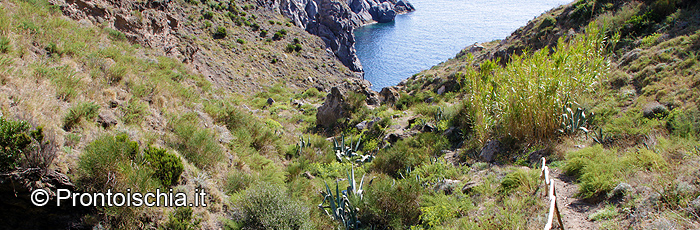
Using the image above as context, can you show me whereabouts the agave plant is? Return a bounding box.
[319,181,360,230]
[332,134,374,164]
[344,166,365,199]
[591,127,610,144]
[559,105,590,135]
[319,166,365,229]
[297,135,311,156]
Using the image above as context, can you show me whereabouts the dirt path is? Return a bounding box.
[549,168,599,230]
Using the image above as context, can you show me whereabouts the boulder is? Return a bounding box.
[437,85,446,95]
[316,87,347,127]
[690,196,700,214]
[479,140,502,163]
[642,102,668,119]
[435,179,461,195]
[379,87,400,105]
[608,182,633,198]
[355,120,368,130]
[462,180,481,194]
[97,110,118,128]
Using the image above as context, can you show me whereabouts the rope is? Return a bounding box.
[540,157,564,230]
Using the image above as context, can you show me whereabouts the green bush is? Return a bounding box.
[499,168,539,195]
[564,145,621,199]
[0,36,10,53]
[372,133,448,177]
[358,176,422,228]
[0,117,31,171]
[144,146,183,187]
[224,170,255,194]
[171,114,224,169]
[161,207,201,230]
[273,29,287,40]
[121,98,149,125]
[202,11,214,20]
[107,64,127,84]
[63,102,99,131]
[286,43,302,52]
[77,133,150,191]
[285,43,296,53]
[214,26,227,38]
[105,27,127,41]
[301,87,321,98]
[259,29,268,37]
[666,107,700,138]
[221,108,279,151]
[236,38,245,44]
[235,183,311,229]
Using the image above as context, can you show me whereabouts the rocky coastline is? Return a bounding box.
[272,0,415,73]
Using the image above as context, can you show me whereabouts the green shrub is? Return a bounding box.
[143,146,183,187]
[372,133,448,177]
[221,108,279,151]
[214,26,227,38]
[224,170,255,194]
[666,107,700,138]
[161,207,201,230]
[0,36,10,53]
[45,42,61,56]
[273,29,287,40]
[0,117,31,171]
[171,114,224,169]
[36,65,81,101]
[259,29,268,37]
[499,168,539,195]
[588,205,618,221]
[63,102,99,130]
[203,11,214,20]
[564,145,621,199]
[105,27,127,41]
[235,183,311,229]
[77,133,154,191]
[358,176,422,228]
[121,98,149,125]
[301,87,321,98]
[107,64,127,84]
[285,43,296,53]
[236,38,245,44]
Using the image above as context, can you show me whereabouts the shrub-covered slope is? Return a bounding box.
[1,0,700,229]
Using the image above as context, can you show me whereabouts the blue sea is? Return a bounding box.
[354,0,573,91]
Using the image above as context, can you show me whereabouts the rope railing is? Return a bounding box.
[540,157,564,230]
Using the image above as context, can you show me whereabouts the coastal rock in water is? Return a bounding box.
[316,87,347,127]
[394,0,415,12]
[369,2,397,23]
[272,0,414,72]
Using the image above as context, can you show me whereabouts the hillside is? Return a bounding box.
[0,0,699,229]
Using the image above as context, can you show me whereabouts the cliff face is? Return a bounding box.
[272,0,415,73]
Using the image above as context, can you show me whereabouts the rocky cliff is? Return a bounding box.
[271,0,414,73]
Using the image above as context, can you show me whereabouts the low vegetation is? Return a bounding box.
[1,0,699,229]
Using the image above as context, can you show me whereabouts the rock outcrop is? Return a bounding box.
[1,168,91,229]
[316,87,347,127]
[273,0,415,72]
